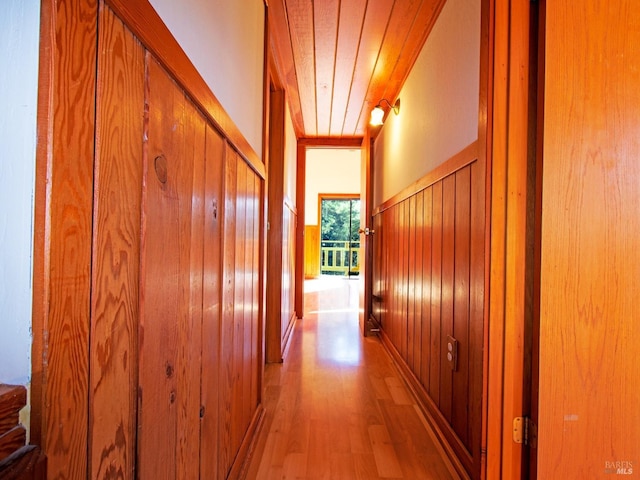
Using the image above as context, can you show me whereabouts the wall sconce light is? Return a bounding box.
[369,98,401,126]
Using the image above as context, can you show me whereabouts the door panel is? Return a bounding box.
[538,1,640,476]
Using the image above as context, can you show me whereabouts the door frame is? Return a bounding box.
[317,193,361,277]
[485,0,540,477]
[294,139,363,320]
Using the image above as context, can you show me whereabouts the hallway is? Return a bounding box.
[246,278,458,479]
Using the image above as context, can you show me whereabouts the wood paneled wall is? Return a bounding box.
[304,225,320,278]
[34,2,266,479]
[281,202,297,345]
[266,87,297,363]
[371,142,484,478]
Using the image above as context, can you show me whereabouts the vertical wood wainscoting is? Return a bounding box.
[97,8,265,479]
[371,142,484,479]
[35,2,266,479]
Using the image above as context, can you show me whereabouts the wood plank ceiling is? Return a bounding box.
[268,0,446,139]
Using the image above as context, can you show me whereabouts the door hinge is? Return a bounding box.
[513,416,537,448]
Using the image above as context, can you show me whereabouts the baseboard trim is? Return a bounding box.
[378,330,472,480]
[231,404,266,480]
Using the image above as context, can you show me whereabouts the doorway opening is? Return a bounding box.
[319,196,360,277]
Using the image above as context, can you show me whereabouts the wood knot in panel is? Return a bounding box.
[154,155,168,184]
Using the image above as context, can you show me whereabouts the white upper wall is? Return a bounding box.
[373,0,480,206]
[284,103,297,203]
[0,0,40,385]
[149,0,265,158]
[305,149,361,225]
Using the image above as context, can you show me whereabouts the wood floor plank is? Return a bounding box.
[245,277,459,479]
[368,424,404,478]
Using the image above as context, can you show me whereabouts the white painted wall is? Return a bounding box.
[149,0,265,158]
[284,103,297,203]
[0,0,41,385]
[373,0,480,206]
[305,149,361,225]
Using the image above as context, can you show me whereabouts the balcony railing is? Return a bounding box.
[320,240,360,275]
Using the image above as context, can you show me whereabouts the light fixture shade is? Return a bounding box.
[370,106,385,126]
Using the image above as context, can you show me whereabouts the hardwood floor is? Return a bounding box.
[244,277,459,479]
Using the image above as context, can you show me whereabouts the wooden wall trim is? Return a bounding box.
[373,141,478,215]
[478,0,492,476]
[294,144,306,317]
[105,0,266,179]
[266,88,286,363]
[229,406,266,480]
[485,0,534,478]
[32,0,98,476]
[31,0,55,448]
[298,137,363,147]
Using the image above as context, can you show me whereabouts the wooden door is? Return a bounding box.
[537,1,640,477]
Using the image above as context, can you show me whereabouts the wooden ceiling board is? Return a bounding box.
[341,0,395,136]
[268,0,305,134]
[269,0,445,139]
[313,0,340,136]
[330,0,367,136]
[287,0,318,135]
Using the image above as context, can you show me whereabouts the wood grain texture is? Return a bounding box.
[342,0,394,136]
[35,2,267,478]
[200,125,225,480]
[0,427,27,461]
[220,152,265,479]
[30,0,55,449]
[40,0,98,477]
[538,1,640,477]
[371,147,483,477]
[359,133,374,336]
[0,386,26,438]
[268,0,305,135]
[90,7,144,478]
[330,0,367,136]
[0,445,47,480]
[220,147,238,479]
[313,0,340,136]
[485,0,534,477]
[269,0,446,137]
[232,157,248,459]
[281,204,297,349]
[138,55,204,479]
[294,143,306,317]
[304,225,321,278]
[452,167,471,449]
[286,0,317,135]
[266,88,286,363]
[177,69,206,480]
[246,277,457,479]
